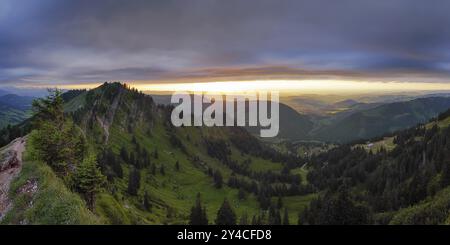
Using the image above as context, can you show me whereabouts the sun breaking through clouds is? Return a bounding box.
[1,0,450,91]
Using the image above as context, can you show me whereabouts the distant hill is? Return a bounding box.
[145,93,315,141]
[0,94,34,129]
[333,99,359,108]
[0,94,34,110]
[313,97,450,142]
[246,102,314,140]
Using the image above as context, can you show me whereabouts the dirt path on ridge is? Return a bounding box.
[0,137,26,220]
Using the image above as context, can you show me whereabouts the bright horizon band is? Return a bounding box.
[12,80,450,94]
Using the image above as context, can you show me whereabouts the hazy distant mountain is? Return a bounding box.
[0,94,35,110]
[0,104,29,129]
[0,94,34,129]
[314,97,450,142]
[333,99,359,108]
[246,102,314,140]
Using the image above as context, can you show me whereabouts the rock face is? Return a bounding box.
[0,137,26,220]
[0,151,19,172]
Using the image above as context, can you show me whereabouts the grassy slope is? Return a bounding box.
[103,113,287,224]
[1,147,101,225]
[2,83,312,225]
[0,104,30,129]
[68,83,313,224]
[353,136,396,153]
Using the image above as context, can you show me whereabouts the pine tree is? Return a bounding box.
[72,154,106,210]
[189,193,208,225]
[283,208,290,225]
[238,188,247,200]
[213,170,223,189]
[120,146,128,162]
[239,212,249,225]
[441,161,450,187]
[216,199,237,225]
[153,148,159,159]
[277,196,283,209]
[275,210,281,225]
[175,161,180,171]
[251,215,257,225]
[129,152,135,165]
[128,167,140,196]
[160,165,165,175]
[31,89,86,175]
[143,191,152,211]
[268,206,276,224]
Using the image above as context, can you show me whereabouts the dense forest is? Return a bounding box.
[300,113,450,224]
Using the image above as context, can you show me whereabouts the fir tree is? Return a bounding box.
[189,193,208,225]
[143,191,152,211]
[277,196,283,209]
[239,212,249,225]
[216,199,236,225]
[283,208,290,225]
[238,188,247,200]
[128,167,140,196]
[213,170,223,189]
[153,148,159,159]
[441,161,450,187]
[72,154,106,210]
[251,215,257,225]
[31,89,86,175]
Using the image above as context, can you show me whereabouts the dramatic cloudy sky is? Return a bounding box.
[1,0,450,90]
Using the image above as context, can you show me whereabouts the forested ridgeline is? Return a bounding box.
[300,112,450,224]
[2,83,311,225]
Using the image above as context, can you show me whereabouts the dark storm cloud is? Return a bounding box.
[1,0,450,86]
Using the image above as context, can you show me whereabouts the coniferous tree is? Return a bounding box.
[128,167,140,196]
[275,210,282,225]
[239,212,249,225]
[175,161,180,171]
[160,165,166,175]
[189,193,208,225]
[283,208,290,225]
[72,154,106,210]
[153,148,159,159]
[31,89,86,175]
[129,152,135,166]
[277,196,283,209]
[441,161,450,187]
[213,170,223,189]
[268,206,276,225]
[120,146,128,162]
[251,215,257,225]
[238,188,247,200]
[216,199,237,225]
[142,191,152,212]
